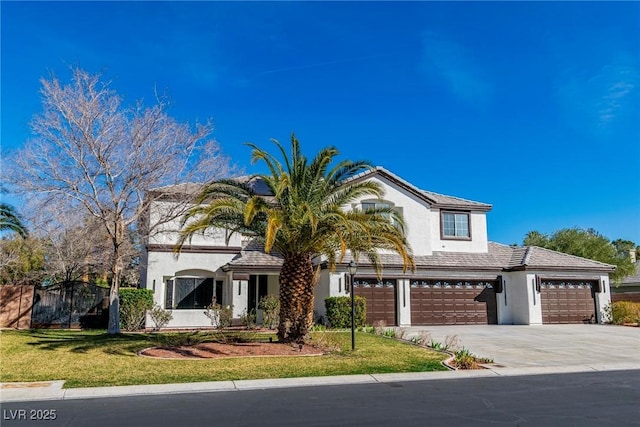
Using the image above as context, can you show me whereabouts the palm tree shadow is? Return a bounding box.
[25,330,152,356]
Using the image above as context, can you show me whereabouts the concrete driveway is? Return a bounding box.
[401,324,640,370]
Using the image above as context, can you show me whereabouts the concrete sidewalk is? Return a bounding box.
[2,362,638,403]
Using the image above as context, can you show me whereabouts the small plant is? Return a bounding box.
[383,328,396,338]
[409,335,422,345]
[204,303,234,329]
[452,347,494,369]
[258,295,280,329]
[443,334,461,352]
[454,348,477,369]
[311,324,326,332]
[149,305,173,331]
[240,308,257,329]
[363,325,375,334]
[429,340,442,350]
[373,320,387,336]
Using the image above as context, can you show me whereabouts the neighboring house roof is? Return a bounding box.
[620,261,640,286]
[344,166,492,211]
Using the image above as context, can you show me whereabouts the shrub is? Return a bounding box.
[604,301,640,325]
[119,288,154,331]
[240,308,257,329]
[324,296,366,329]
[258,295,280,329]
[149,305,173,331]
[453,348,494,370]
[204,303,234,329]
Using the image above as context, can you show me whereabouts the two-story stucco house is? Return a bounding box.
[141,167,614,329]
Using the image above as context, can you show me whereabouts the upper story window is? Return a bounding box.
[361,200,399,225]
[441,212,470,239]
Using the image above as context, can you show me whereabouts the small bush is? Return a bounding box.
[383,328,396,338]
[149,305,173,331]
[324,296,366,329]
[240,308,257,329]
[204,303,234,329]
[604,301,640,325]
[452,347,494,370]
[258,295,280,329]
[119,288,154,331]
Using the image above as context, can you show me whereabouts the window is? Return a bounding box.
[442,212,470,239]
[165,277,214,309]
[362,201,398,225]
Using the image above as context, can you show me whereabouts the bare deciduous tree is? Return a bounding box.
[5,67,236,334]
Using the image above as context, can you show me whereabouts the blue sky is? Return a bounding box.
[2,1,639,246]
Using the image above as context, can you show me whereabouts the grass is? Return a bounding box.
[0,329,447,388]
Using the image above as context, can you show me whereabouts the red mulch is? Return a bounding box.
[140,341,324,359]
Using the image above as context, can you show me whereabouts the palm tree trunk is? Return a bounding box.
[277,253,315,343]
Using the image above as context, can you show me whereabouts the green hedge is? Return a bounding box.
[324,296,366,328]
[119,288,154,331]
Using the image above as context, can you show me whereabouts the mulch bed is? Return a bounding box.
[140,341,324,359]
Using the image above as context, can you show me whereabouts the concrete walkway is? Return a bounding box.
[2,325,638,403]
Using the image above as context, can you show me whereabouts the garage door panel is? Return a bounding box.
[540,280,596,324]
[410,279,497,325]
[354,278,397,326]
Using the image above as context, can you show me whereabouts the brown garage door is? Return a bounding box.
[354,278,397,326]
[410,279,498,325]
[540,280,596,324]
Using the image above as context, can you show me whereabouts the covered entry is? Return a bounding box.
[410,279,498,325]
[540,279,597,324]
[353,278,397,326]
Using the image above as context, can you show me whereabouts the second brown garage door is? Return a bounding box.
[540,279,597,324]
[410,279,498,325]
[353,278,397,326]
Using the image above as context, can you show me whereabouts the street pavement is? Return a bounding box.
[1,324,638,403]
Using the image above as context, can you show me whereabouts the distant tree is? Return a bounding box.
[0,237,46,285]
[4,67,236,334]
[523,228,636,282]
[0,203,28,238]
[29,202,112,285]
[523,231,549,248]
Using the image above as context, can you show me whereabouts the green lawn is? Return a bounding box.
[0,330,447,388]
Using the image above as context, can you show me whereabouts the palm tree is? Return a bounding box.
[0,203,28,238]
[179,134,414,343]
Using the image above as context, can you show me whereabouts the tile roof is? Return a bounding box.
[344,166,492,211]
[620,261,640,285]
[151,167,491,210]
[226,240,284,268]
[328,242,613,272]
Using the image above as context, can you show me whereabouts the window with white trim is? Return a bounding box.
[165,277,214,309]
[442,212,470,239]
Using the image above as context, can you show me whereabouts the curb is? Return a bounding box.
[2,363,638,403]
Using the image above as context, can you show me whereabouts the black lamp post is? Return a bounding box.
[347,260,358,351]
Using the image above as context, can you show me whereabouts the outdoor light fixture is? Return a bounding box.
[347,260,358,351]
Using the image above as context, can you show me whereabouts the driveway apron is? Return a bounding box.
[401,324,640,369]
